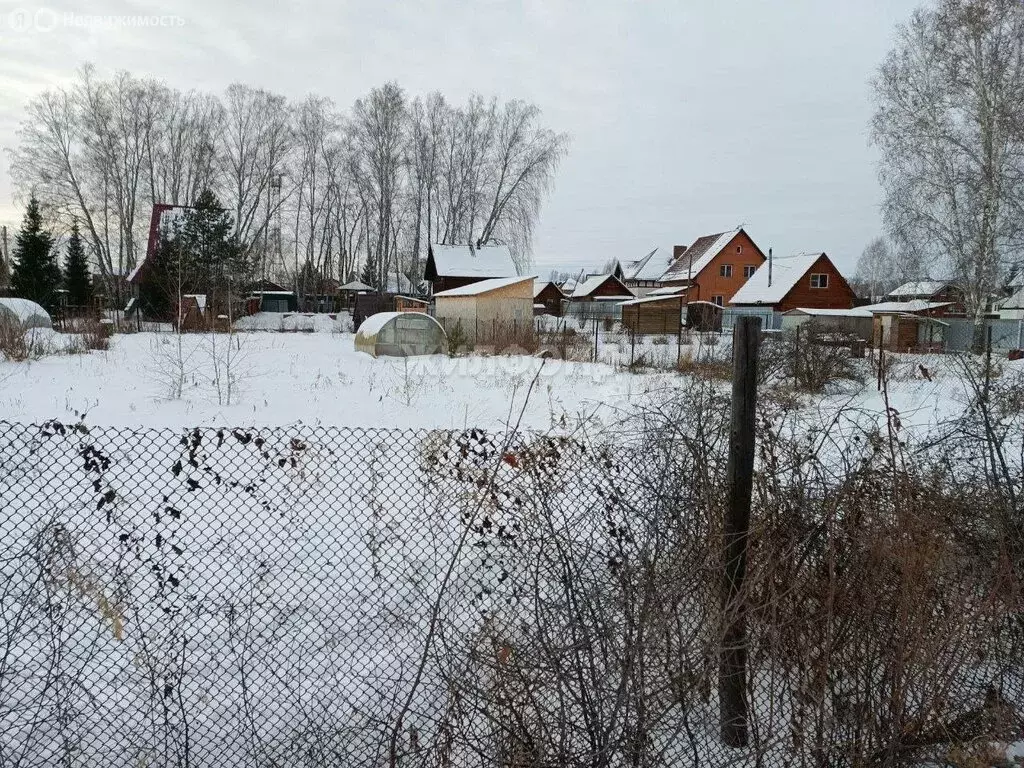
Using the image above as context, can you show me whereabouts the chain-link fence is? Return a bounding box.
[1,411,1021,767]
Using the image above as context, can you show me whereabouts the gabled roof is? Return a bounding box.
[660,227,757,283]
[426,243,518,280]
[434,275,535,297]
[1001,286,1024,310]
[571,273,634,299]
[339,280,374,292]
[887,280,952,299]
[731,252,830,306]
[182,293,207,311]
[533,280,564,299]
[621,248,664,282]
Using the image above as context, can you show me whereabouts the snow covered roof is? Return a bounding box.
[0,298,52,329]
[785,307,873,318]
[660,228,746,282]
[571,274,634,299]
[433,275,535,298]
[620,294,686,307]
[533,280,564,298]
[1002,286,1024,310]
[730,252,827,306]
[646,285,688,297]
[887,280,951,298]
[183,294,207,311]
[427,244,518,279]
[339,280,374,292]
[622,249,664,282]
[860,300,952,314]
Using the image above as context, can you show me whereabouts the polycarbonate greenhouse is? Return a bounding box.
[0,298,52,330]
[354,311,447,358]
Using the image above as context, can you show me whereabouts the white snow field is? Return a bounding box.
[0,327,986,433]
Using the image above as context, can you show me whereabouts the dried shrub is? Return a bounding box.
[784,322,866,392]
[676,349,731,380]
[539,326,590,361]
[0,320,50,361]
[81,319,111,351]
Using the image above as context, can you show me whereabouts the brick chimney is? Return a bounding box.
[672,245,688,262]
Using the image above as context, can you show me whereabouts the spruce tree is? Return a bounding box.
[10,197,61,310]
[360,253,379,292]
[63,222,93,307]
[177,190,246,312]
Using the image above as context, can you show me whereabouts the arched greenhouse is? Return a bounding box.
[354,312,447,358]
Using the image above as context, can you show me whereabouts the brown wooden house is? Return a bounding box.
[424,243,518,294]
[730,252,856,313]
[533,281,565,316]
[659,227,768,306]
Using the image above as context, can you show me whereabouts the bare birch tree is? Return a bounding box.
[9,67,568,299]
[219,84,292,277]
[872,0,1024,336]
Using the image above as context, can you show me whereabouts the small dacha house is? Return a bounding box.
[533,280,565,316]
[433,275,535,345]
[424,243,518,294]
[730,252,856,313]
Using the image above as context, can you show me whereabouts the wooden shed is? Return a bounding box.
[862,301,953,352]
[395,296,429,313]
[176,294,208,331]
[620,294,684,335]
[434,275,535,345]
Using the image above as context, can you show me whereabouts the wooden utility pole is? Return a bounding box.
[719,315,761,748]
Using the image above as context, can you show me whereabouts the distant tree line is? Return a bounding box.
[9,66,569,303]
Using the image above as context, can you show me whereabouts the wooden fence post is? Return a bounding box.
[593,316,599,363]
[719,315,761,748]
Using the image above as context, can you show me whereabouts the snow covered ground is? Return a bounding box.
[0,326,993,433]
[0,329,692,430]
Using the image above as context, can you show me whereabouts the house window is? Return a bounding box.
[736,245,743,254]
[743,265,756,279]
[810,273,829,289]
[720,264,733,278]
[712,295,725,307]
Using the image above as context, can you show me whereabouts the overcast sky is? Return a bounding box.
[0,0,920,275]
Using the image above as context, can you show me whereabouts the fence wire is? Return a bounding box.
[0,417,1021,767]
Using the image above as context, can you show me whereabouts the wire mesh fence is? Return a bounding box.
[0,410,1021,767]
